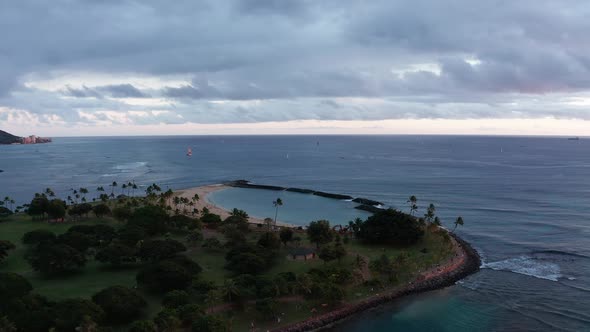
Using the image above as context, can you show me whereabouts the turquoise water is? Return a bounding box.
[207,187,371,226]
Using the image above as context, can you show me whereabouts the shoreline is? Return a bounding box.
[271,233,481,332]
[175,184,294,227]
[177,183,481,332]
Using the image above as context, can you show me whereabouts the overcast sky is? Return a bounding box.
[1,0,590,136]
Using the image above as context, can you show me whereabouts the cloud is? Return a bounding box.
[1,0,590,133]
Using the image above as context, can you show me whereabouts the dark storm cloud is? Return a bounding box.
[1,0,590,125]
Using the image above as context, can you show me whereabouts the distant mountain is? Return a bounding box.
[0,130,22,144]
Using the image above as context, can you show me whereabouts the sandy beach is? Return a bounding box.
[175,184,293,227]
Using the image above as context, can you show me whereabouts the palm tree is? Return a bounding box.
[452,216,464,233]
[79,188,89,202]
[424,203,436,223]
[220,279,240,302]
[111,182,118,196]
[407,195,418,215]
[121,183,127,196]
[132,182,138,196]
[273,198,283,229]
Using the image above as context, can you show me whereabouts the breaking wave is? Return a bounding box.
[482,256,562,281]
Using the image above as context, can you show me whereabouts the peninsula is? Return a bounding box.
[0,181,479,331]
[0,129,52,145]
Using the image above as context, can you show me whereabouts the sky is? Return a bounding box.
[1,0,590,136]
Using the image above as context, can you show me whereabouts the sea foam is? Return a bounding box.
[482,256,562,282]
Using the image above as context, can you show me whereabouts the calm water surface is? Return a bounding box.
[1,135,589,331]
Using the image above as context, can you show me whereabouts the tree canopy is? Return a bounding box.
[92,286,147,323]
[306,220,333,248]
[356,209,424,246]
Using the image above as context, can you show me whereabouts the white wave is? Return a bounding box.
[482,256,562,281]
[113,162,148,171]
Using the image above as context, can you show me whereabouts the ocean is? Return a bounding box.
[0,135,589,331]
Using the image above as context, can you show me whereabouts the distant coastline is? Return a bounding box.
[0,130,52,145]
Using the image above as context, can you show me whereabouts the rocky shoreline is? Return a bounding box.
[225,180,384,212]
[271,233,481,332]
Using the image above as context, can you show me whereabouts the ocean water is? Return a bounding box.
[1,135,589,331]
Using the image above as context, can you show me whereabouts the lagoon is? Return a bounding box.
[207,187,371,226]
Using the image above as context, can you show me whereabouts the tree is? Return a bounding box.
[0,206,13,218]
[46,199,66,220]
[92,286,147,323]
[201,238,223,251]
[95,243,137,266]
[137,256,202,292]
[162,290,190,309]
[225,253,266,275]
[222,224,247,246]
[0,272,32,300]
[407,195,418,215]
[27,196,49,219]
[112,206,133,222]
[186,230,203,247]
[357,209,424,246]
[68,203,93,219]
[138,239,187,262]
[257,232,280,249]
[129,320,157,332]
[318,246,337,264]
[191,315,228,332]
[453,216,464,232]
[201,213,222,225]
[230,208,247,219]
[22,229,55,245]
[306,220,333,248]
[279,228,294,247]
[424,203,436,223]
[433,216,442,226]
[116,225,146,246]
[0,240,16,262]
[255,298,277,320]
[272,198,283,229]
[56,231,92,252]
[27,243,86,275]
[0,316,16,332]
[92,203,111,218]
[220,279,240,302]
[53,299,104,332]
[128,205,169,235]
[3,294,55,332]
[333,235,347,263]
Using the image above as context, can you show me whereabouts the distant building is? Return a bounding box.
[21,135,52,144]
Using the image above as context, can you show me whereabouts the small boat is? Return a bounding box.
[186,147,192,156]
[567,137,580,141]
